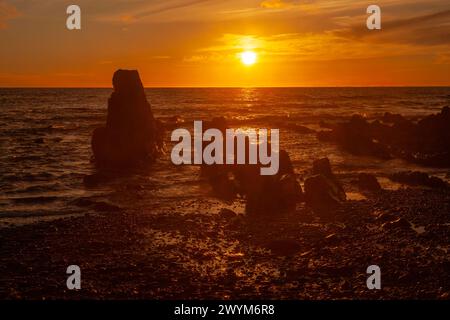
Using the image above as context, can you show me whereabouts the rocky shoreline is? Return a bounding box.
[1,185,449,299]
[1,71,449,300]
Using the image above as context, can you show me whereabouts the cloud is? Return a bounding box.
[0,0,20,29]
[334,9,450,46]
[186,32,396,63]
[260,0,300,9]
[185,22,450,66]
[134,0,211,19]
[96,0,217,23]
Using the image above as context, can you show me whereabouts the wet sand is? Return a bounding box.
[1,187,449,300]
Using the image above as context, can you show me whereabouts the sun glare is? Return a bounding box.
[241,51,257,66]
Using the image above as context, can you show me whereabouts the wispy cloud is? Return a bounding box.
[134,0,211,19]
[0,0,20,29]
[260,0,301,9]
[334,9,450,47]
[95,0,221,23]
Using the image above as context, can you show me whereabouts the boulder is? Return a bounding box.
[318,107,450,167]
[375,212,397,223]
[389,171,448,189]
[382,218,411,231]
[317,116,392,160]
[199,117,302,215]
[305,158,347,210]
[91,69,163,167]
[311,158,346,201]
[313,157,333,177]
[219,208,237,219]
[357,173,382,192]
[245,172,303,216]
[304,174,345,209]
[382,112,407,125]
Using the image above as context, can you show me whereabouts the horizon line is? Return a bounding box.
[1,85,450,89]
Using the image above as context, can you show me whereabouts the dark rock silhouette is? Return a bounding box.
[91,70,163,168]
[236,152,302,216]
[312,157,333,177]
[382,112,406,124]
[317,115,391,160]
[389,171,448,189]
[219,208,237,219]
[304,175,342,209]
[305,158,346,210]
[357,173,382,193]
[200,117,302,215]
[317,107,450,167]
[244,171,302,216]
[382,217,411,232]
[311,158,346,200]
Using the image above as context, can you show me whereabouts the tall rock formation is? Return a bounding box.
[91,70,163,167]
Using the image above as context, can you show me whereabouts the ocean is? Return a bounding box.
[1,87,449,224]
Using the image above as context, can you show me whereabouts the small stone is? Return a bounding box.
[382,217,411,231]
[375,212,397,223]
[219,208,237,219]
[357,173,382,192]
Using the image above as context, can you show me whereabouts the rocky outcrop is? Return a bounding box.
[91,70,163,168]
[304,158,346,210]
[357,173,382,193]
[317,115,391,159]
[200,118,302,215]
[317,107,450,167]
[389,171,449,189]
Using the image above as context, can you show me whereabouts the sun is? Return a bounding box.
[241,51,257,66]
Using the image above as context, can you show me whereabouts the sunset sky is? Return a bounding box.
[0,0,449,87]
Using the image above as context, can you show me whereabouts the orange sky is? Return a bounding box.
[0,0,449,87]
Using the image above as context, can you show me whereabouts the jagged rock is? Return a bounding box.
[382,112,407,125]
[323,233,340,245]
[309,158,346,203]
[289,124,315,134]
[313,158,333,177]
[219,208,237,219]
[208,170,238,201]
[305,158,346,210]
[317,116,391,160]
[91,69,163,168]
[200,117,302,215]
[389,171,448,189]
[357,173,382,192]
[410,152,450,168]
[245,173,302,216]
[375,212,397,223]
[279,174,303,205]
[318,107,450,167]
[244,151,302,215]
[382,217,411,231]
[304,174,344,209]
